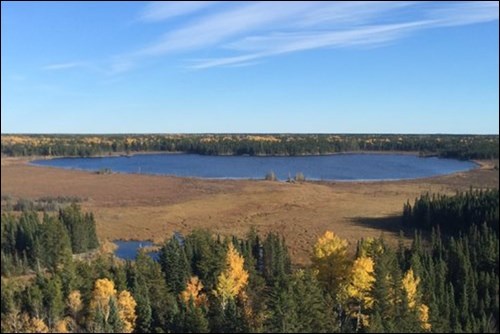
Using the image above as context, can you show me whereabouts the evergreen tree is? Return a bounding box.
[159,235,190,294]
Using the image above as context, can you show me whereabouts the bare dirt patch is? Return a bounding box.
[2,158,497,264]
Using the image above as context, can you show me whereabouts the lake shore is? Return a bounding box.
[27,151,478,183]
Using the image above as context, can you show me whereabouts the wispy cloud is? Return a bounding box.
[136,1,317,56]
[189,1,499,69]
[191,20,432,69]
[42,62,86,71]
[114,1,499,71]
[139,1,220,22]
[427,1,499,27]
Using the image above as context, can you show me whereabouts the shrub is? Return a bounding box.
[295,172,306,182]
[265,170,277,181]
[96,167,112,175]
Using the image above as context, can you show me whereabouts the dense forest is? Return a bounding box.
[1,204,99,276]
[403,189,499,234]
[1,190,499,333]
[2,134,498,160]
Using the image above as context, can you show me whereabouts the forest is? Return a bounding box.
[403,189,499,234]
[1,134,498,160]
[1,189,498,333]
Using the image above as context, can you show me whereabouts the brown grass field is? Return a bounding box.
[1,157,498,264]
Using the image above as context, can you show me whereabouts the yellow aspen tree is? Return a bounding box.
[311,231,350,296]
[90,278,117,322]
[67,290,82,319]
[181,276,207,307]
[117,290,137,333]
[347,256,375,330]
[402,268,432,331]
[215,243,249,308]
[348,256,375,307]
[402,268,420,309]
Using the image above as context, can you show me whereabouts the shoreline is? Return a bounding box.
[4,152,485,185]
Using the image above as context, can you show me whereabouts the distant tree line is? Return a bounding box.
[2,134,498,159]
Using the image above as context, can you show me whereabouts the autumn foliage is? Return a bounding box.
[215,243,249,307]
[180,276,208,307]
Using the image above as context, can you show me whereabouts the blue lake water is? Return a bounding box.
[114,240,158,260]
[32,153,476,181]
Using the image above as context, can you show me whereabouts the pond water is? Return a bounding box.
[32,153,476,181]
[113,240,158,260]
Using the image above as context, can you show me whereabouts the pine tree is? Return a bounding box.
[131,275,152,333]
[291,269,333,333]
[265,281,298,333]
[159,235,190,294]
[108,296,124,333]
[43,276,65,327]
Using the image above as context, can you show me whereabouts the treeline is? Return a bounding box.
[1,208,499,332]
[403,189,499,234]
[1,204,99,276]
[2,134,498,159]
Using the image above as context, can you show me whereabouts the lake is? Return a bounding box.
[114,240,158,260]
[114,233,183,260]
[32,153,476,181]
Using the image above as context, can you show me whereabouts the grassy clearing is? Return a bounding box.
[2,157,497,264]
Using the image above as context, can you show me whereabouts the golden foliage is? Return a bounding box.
[419,304,432,331]
[402,268,420,309]
[67,290,83,316]
[117,290,137,333]
[90,278,117,319]
[311,231,350,294]
[181,276,208,307]
[215,243,249,306]
[88,278,137,332]
[402,268,431,331]
[347,256,375,308]
[313,231,348,259]
[54,318,69,333]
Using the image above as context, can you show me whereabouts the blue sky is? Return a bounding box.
[1,1,499,134]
